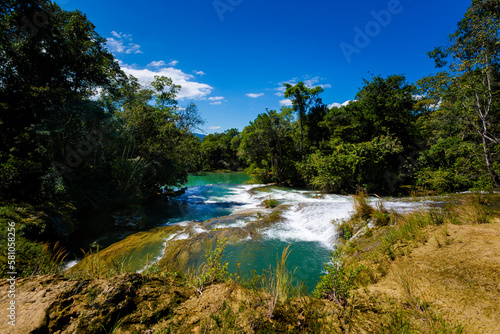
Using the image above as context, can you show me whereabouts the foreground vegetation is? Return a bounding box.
[1,192,499,333]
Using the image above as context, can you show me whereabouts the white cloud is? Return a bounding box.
[106,38,142,54]
[148,60,166,67]
[328,100,356,109]
[208,96,224,101]
[246,93,264,98]
[194,71,205,76]
[208,126,221,130]
[111,31,132,40]
[304,76,332,89]
[273,76,331,97]
[279,99,293,106]
[106,31,142,54]
[120,62,213,100]
[210,101,222,105]
[148,60,179,67]
[274,80,294,97]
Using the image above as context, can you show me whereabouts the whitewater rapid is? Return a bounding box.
[174,184,427,250]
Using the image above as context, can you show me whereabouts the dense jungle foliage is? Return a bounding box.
[1,0,499,211]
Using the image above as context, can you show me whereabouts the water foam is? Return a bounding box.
[262,194,353,249]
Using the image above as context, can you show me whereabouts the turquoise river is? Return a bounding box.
[68,172,426,292]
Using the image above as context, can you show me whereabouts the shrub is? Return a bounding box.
[188,237,229,296]
[263,198,279,208]
[314,249,363,306]
[337,220,354,240]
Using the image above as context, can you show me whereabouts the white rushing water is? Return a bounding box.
[209,185,427,250]
[78,179,428,276]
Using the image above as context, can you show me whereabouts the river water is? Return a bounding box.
[69,172,426,291]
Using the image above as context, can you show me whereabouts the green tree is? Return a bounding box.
[353,75,418,149]
[117,76,202,198]
[429,0,500,187]
[414,73,493,192]
[0,0,124,201]
[201,129,241,171]
[284,82,324,153]
[304,104,329,148]
[239,108,299,184]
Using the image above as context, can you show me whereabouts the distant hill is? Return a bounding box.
[193,133,206,141]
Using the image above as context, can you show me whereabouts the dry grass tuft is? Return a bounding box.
[452,194,491,224]
[353,190,374,219]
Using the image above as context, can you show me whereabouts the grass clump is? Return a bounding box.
[78,246,107,279]
[452,193,491,224]
[352,191,374,219]
[352,191,393,227]
[337,192,392,242]
[263,245,297,319]
[372,201,391,226]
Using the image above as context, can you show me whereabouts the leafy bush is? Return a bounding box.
[263,198,279,208]
[0,205,68,278]
[314,249,363,306]
[188,237,229,296]
[372,211,390,226]
[337,220,354,241]
[299,136,404,193]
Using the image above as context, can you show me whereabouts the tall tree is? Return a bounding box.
[118,76,202,198]
[0,0,124,201]
[284,82,324,153]
[429,0,500,187]
[239,108,298,184]
[201,129,241,171]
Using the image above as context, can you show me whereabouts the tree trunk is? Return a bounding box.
[481,134,500,188]
[299,117,303,154]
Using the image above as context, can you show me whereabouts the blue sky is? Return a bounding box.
[57,0,471,134]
